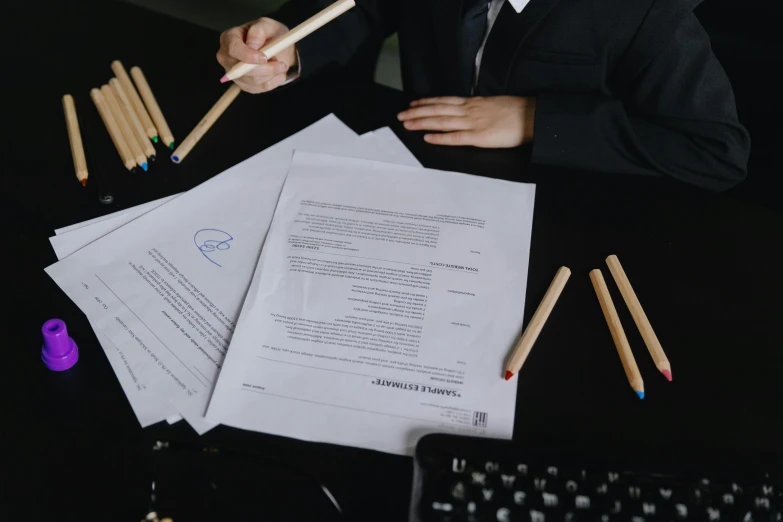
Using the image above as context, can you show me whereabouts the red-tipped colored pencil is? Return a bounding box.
[504,267,571,381]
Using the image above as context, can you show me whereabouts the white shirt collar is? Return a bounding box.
[507,0,531,14]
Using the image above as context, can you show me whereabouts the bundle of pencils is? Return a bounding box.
[504,256,671,400]
[62,61,174,197]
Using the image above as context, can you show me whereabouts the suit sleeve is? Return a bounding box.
[531,13,750,191]
[273,0,400,78]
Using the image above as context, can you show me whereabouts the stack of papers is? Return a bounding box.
[46,115,536,454]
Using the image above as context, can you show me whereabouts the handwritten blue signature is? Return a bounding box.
[194,229,233,268]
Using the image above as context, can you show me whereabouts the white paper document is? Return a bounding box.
[46,116,421,433]
[53,195,179,236]
[51,235,182,427]
[207,152,536,454]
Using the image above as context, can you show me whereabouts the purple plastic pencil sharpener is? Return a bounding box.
[41,319,79,371]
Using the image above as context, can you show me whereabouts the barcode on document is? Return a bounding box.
[472,411,488,428]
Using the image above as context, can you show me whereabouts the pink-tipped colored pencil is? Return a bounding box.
[605,255,672,382]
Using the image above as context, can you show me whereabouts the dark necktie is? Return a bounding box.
[459,0,490,96]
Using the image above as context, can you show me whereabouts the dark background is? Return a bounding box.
[2,1,782,521]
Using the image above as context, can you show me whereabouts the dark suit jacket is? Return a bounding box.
[274,0,750,190]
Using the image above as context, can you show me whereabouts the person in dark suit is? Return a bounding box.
[216,0,750,190]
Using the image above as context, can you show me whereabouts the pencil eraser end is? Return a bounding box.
[220,75,230,83]
[635,390,645,400]
[661,369,673,382]
[504,371,514,381]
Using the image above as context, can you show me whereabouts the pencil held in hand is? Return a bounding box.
[504,266,571,381]
[220,0,356,83]
[605,255,672,381]
[62,95,88,186]
[590,269,645,400]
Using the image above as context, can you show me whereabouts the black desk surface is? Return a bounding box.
[5,1,783,520]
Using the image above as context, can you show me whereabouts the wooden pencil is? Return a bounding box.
[130,66,175,149]
[62,94,88,186]
[170,84,241,164]
[111,60,157,142]
[109,78,156,160]
[589,269,645,399]
[102,85,148,171]
[605,255,672,381]
[504,266,571,380]
[221,0,355,83]
[90,88,136,172]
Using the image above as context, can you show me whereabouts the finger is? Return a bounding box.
[398,104,466,121]
[242,61,288,79]
[410,97,468,107]
[423,131,477,146]
[234,77,264,94]
[246,18,278,51]
[225,31,267,64]
[215,49,238,70]
[261,73,288,91]
[403,116,473,132]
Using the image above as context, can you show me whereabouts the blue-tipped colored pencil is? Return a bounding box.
[590,269,645,400]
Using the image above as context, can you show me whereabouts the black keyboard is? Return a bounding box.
[410,434,781,522]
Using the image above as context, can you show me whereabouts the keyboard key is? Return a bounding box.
[706,506,722,521]
[575,495,591,510]
[675,503,688,519]
[432,501,454,512]
[473,472,487,485]
[496,507,511,522]
[529,509,545,522]
[482,488,495,502]
[756,497,771,511]
[533,478,547,492]
[628,486,642,500]
[451,481,466,501]
[566,480,579,494]
[546,466,559,478]
[514,491,527,506]
[501,474,517,488]
[517,464,529,476]
[485,461,501,474]
[541,492,558,508]
[641,502,657,516]
[453,458,467,473]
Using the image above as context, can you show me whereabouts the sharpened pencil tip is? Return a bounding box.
[504,371,514,381]
[168,142,175,150]
[635,390,645,400]
[80,179,87,187]
[661,369,672,382]
[152,136,159,143]
[220,75,230,83]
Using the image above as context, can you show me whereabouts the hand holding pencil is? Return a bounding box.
[216,17,296,94]
[217,0,355,88]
